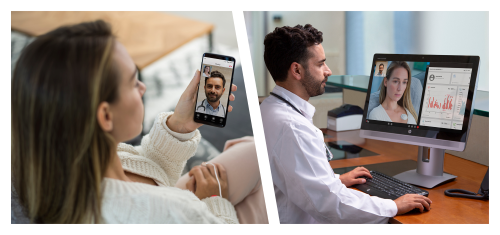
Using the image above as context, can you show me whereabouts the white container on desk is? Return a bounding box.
[327,114,362,132]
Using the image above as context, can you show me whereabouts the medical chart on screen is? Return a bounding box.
[419,67,472,130]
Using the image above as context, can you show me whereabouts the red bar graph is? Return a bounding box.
[428,94,454,110]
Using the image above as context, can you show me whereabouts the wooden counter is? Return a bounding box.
[323,128,488,224]
[11,11,214,70]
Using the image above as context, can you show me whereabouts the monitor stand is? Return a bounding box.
[393,147,456,188]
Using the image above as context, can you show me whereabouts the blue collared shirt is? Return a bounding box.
[197,99,225,117]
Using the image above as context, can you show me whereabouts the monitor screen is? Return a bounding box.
[361,54,480,144]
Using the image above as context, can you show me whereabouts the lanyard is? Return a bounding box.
[270,92,333,161]
[270,92,304,117]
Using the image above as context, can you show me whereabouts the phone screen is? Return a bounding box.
[194,53,235,127]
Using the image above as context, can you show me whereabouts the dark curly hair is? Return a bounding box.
[264,24,323,82]
[206,70,226,87]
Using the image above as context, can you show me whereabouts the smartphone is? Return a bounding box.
[194,53,236,127]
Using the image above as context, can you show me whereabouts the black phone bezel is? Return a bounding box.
[194,53,236,128]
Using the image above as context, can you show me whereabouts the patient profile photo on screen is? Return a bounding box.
[202,65,212,77]
[367,61,423,124]
[196,68,233,118]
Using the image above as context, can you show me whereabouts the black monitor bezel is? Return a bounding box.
[361,54,480,143]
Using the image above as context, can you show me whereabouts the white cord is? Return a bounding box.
[206,163,222,197]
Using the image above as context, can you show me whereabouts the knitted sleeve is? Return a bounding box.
[116,112,239,223]
[201,196,239,224]
[101,179,239,224]
[118,112,201,187]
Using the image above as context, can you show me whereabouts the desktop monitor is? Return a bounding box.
[360,54,480,188]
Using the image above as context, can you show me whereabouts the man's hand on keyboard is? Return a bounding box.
[394,194,433,215]
[339,167,373,187]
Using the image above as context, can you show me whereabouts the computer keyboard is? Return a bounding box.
[354,170,429,200]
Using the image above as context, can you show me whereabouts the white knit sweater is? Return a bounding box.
[101,112,239,224]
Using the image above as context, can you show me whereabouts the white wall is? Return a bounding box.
[414,11,489,91]
[246,11,489,94]
[244,11,266,96]
[362,11,395,75]
[246,11,346,96]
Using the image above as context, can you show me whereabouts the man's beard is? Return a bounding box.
[300,68,327,97]
[206,91,222,103]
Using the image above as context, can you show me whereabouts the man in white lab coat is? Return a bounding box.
[260,24,432,224]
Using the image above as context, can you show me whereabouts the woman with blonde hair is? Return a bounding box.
[368,61,418,124]
[12,20,266,224]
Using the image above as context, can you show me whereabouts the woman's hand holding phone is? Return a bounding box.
[186,163,229,200]
[167,70,237,133]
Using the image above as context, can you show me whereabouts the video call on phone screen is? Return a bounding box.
[195,57,234,125]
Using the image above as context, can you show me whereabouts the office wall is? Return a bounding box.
[413,11,489,91]
[347,11,489,91]
[362,12,395,75]
[347,11,405,76]
[244,11,266,96]
[245,11,346,96]
[447,114,489,166]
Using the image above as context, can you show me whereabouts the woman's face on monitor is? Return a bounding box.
[108,42,147,143]
[204,66,210,73]
[384,67,408,103]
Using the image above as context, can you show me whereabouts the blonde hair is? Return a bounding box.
[12,20,119,223]
[378,61,417,121]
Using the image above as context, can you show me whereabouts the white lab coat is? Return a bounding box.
[260,85,398,224]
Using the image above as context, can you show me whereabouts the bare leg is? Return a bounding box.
[176,140,268,224]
